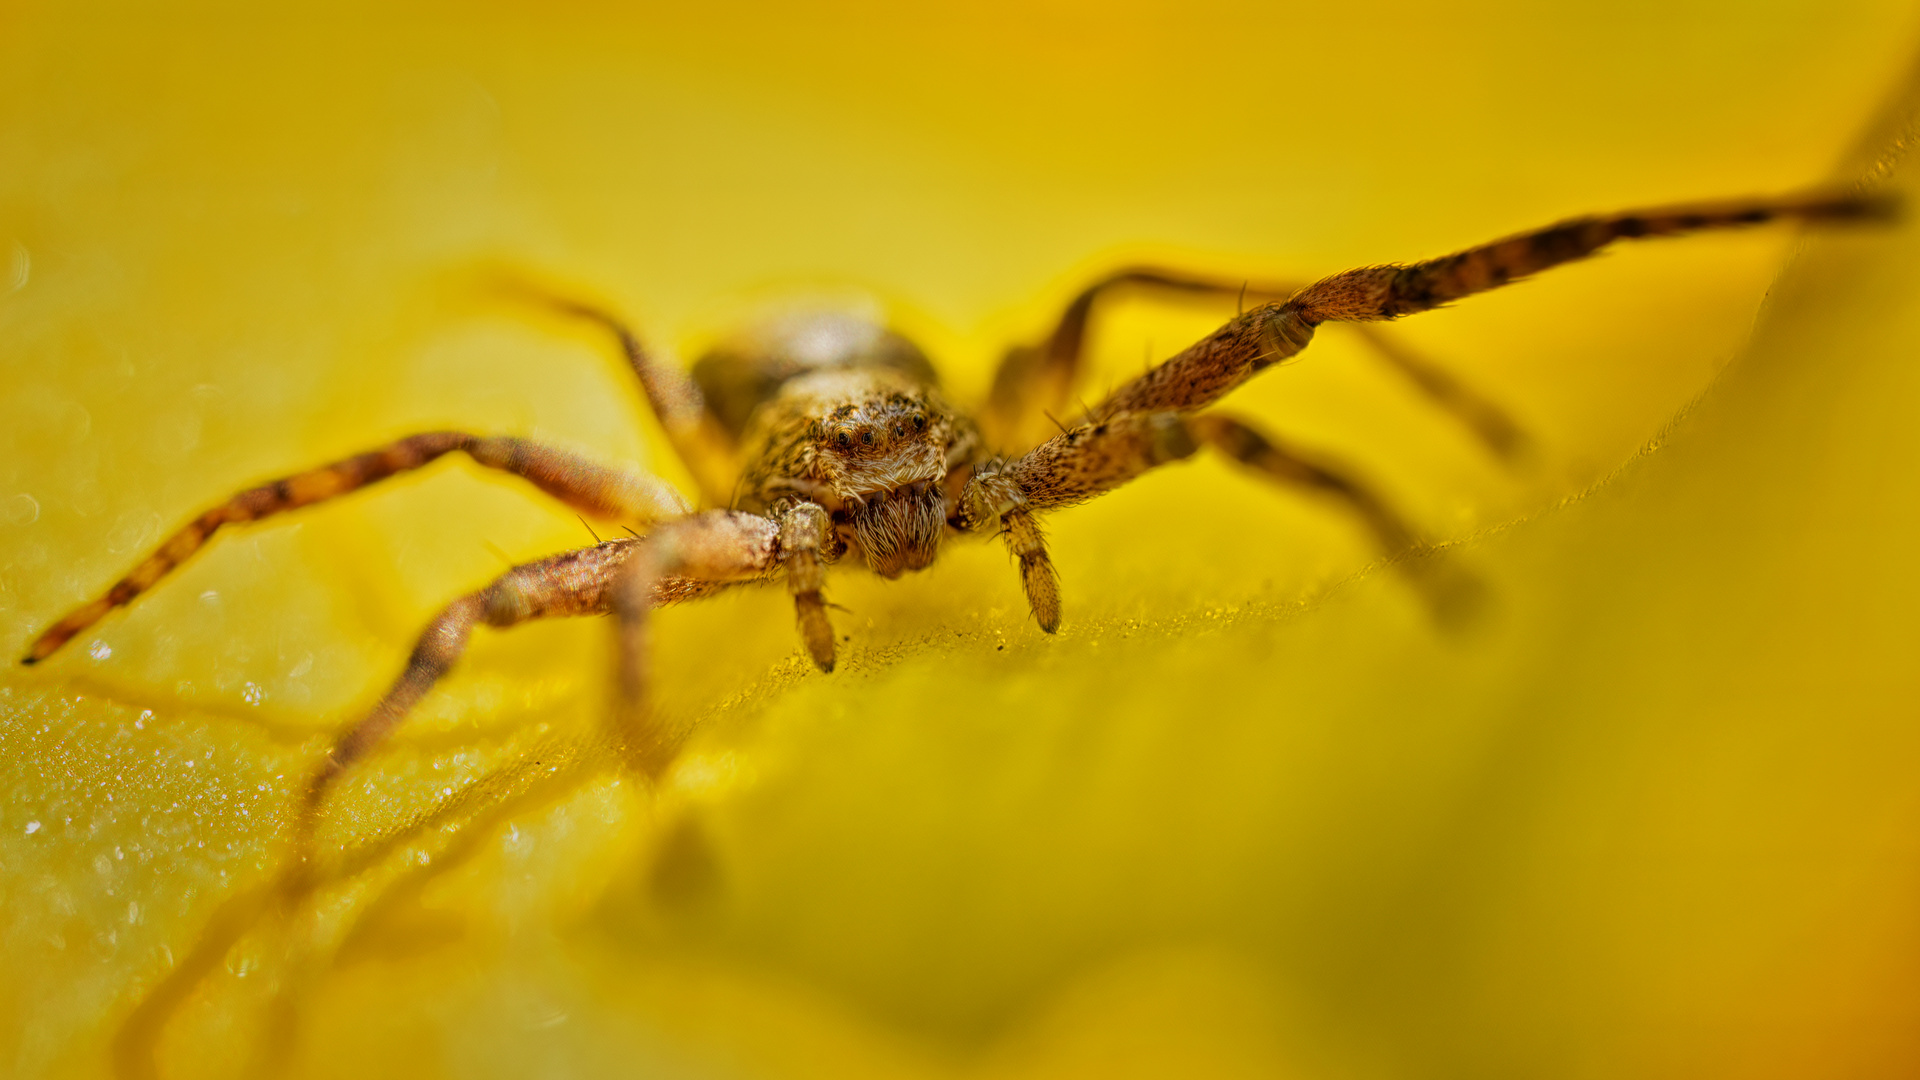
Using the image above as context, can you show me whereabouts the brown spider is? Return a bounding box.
[17,189,1887,843]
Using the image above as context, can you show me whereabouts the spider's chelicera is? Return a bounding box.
[20,190,1889,835]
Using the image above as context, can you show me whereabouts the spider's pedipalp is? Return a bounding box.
[960,408,1468,629]
[20,433,687,665]
[1004,510,1059,633]
[778,501,837,671]
[610,510,786,774]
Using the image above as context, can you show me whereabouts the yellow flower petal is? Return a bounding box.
[5,4,1919,1079]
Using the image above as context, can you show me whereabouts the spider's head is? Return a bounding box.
[813,403,931,460]
[800,380,949,499]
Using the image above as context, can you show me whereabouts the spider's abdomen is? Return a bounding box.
[691,310,939,439]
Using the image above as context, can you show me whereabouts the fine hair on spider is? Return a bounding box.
[21,186,1896,871]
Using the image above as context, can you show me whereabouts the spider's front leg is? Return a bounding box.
[1090,192,1889,421]
[963,188,1892,631]
[294,541,732,852]
[22,432,687,664]
[982,267,1529,462]
[609,504,833,775]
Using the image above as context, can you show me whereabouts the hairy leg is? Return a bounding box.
[295,540,727,841]
[962,410,1435,628]
[982,268,1266,447]
[531,294,741,507]
[983,266,1528,460]
[609,506,837,773]
[778,501,838,671]
[1091,191,1889,420]
[22,432,687,664]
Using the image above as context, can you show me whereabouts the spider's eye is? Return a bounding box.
[859,429,875,445]
[832,431,852,450]
[911,413,927,430]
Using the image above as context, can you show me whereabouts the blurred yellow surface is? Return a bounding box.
[5,2,1920,1078]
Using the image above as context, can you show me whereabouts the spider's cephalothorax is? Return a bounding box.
[699,312,982,579]
[20,188,1890,831]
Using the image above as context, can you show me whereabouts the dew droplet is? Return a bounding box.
[88,640,111,661]
[24,821,41,835]
[2,493,38,526]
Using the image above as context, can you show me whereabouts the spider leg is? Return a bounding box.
[777,501,837,672]
[1090,191,1889,421]
[982,268,1275,448]
[961,409,1477,628]
[1189,413,1482,620]
[21,432,688,664]
[295,540,722,854]
[528,294,739,507]
[609,510,792,775]
[983,265,1531,461]
[1345,323,1528,461]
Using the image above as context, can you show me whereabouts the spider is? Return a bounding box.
[18,188,1886,843]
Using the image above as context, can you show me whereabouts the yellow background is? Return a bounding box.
[4,1,1920,1077]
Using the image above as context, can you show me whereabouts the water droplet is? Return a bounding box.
[7,241,28,293]
[88,640,111,661]
[2,493,38,526]
[24,821,40,835]
[225,946,259,978]
[242,682,264,706]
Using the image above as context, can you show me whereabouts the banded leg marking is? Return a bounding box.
[535,296,740,507]
[23,433,686,664]
[611,511,783,774]
[1091,191,1890,420]
[986,266,1528,461]
[961,411,1433,630]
